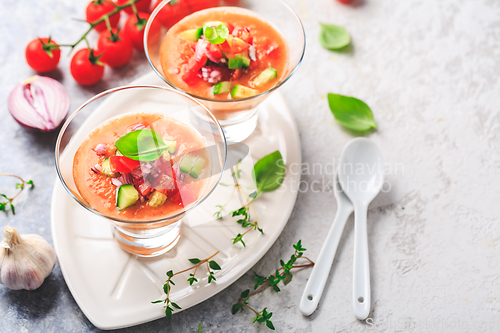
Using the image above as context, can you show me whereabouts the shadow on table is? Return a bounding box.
[4,271,61,319]
[25,129,61,152]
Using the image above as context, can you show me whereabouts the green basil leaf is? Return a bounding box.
[253,151,286,192]
[114,129,168,161]
[327,93,377,132]
[319,23,350,50]
[205,24,229,44]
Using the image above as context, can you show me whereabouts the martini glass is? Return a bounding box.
[55,85,227,257]
[144,0,305,142]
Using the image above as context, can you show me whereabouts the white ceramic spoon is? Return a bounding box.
[338,138,384,320]
[299,176,354,316]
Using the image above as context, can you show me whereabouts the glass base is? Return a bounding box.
[111,220,182,257]
[221,111,259,142]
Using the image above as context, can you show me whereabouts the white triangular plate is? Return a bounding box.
[51,72,301,329]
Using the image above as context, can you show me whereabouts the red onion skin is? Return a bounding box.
[7,76,70,132]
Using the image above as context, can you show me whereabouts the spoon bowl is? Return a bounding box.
[338,138,384,320]
[338,138,384,205]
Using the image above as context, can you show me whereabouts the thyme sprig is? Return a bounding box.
[153,251,222,319]
[0,174,34,215]
[231,240,314,330]
[214,151,285,247]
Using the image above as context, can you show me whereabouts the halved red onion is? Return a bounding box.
[8,76,70,132]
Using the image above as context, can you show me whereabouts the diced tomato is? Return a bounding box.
[207,44,223,60]
[225,22,235,34]
[155,0,191,28]
[181,53,207,84]
[109,156,140,173]
[169,184,197,207]
[232,26,252,44]
[231,69,243,80]
[154,174,176,190]
[134,178,154,197]
[220,40,231,53]
[227,35,250,54]
[185,0,220,12]
[178,184,197,206]
[249,57,259,69]
[266,41,280,57]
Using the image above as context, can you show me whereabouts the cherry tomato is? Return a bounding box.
[184,0,219,12]
[109,156,141,173]
[97,29,134,68]
[86,0,120,32]
[116,0,151,14]
[154,0,191,28]
[123,12,151,51]
[70,48,105,86]
[25,37,61,72]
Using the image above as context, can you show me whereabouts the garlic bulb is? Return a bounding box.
[0,226,57,290]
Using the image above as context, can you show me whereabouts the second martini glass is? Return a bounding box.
[144,0,305,142]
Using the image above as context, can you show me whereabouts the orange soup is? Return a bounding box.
[73,113,209,221]
[160,7,288,100]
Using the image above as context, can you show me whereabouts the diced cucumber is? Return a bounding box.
[228,58,243,69]
[179,28,203,41]
[101,158,119,178]
[203,21,225,34]
[213,81,232,95]
[189,157,206,179]
[117,184,139,210]
[231,85,259,99]
[148,191,168,207]
[179,153,196,173]
[179,153,206,178]
[235,52,250,68]
[164,140,177,155]
[252,67,278,87]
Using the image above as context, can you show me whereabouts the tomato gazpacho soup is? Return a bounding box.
[160,7,288,100]
[73,113,210,221]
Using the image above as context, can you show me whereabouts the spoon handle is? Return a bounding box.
[353,204,370,320]
[299,203,353,316]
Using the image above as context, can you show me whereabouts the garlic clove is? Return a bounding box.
[0,226,57,291]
